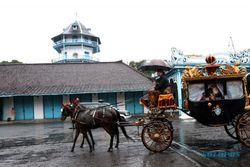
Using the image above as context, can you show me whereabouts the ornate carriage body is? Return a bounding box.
[182,74,247,126]
[139,56,250,152]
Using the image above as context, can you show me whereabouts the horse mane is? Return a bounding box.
[78,104,87,110]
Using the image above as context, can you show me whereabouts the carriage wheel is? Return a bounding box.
[141,121,173,152]
[236,111,250,147]
[224,114,240,140]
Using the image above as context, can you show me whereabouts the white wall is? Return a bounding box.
[92,93,127,110]
[61,46,93,58]
[117,92,125,110]
[3,97,14,120]
[141,91,149,114]
[34,96,43,119]
[92,93,98,102]
[63,95,70,104]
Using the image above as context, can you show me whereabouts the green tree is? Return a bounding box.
[0,60,22,64]
[11,59,22,64]
[128,60,154,77]
[129,60,145,70]
[0,61,9,64]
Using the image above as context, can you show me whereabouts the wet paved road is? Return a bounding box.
[172,119,250,166]
[0,118,250,167]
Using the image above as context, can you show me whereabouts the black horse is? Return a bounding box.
[61,103,133,152]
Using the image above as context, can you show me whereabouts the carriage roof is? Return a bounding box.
[182,63,247,82]
[183,74,246,82]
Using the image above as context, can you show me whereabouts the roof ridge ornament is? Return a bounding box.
[204,55,220,75]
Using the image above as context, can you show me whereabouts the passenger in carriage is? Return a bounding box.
[200,92,206,101]
[199,84,223,101]
[199,84,224,101]
[209,84,224,100]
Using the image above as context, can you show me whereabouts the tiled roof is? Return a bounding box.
[0,61,152,97]
[63,21,94,36]
[51,21,101,44]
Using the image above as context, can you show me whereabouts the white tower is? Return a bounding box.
[51,20,101,63]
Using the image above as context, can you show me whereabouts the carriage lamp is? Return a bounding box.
[214,105,222,116]
[184,100,189,109]
[208,102,212,107]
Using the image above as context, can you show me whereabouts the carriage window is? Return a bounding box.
[188,83,205,101]
[226,81,243,99]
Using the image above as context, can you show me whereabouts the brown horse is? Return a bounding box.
[61,102,95,150]
[61,103,133,152]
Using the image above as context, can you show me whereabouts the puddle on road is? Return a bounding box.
[0,132,73,149]
[43,122,65,129]
[183,139,239,151]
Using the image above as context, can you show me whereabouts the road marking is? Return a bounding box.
[169,146,202,167]
[170,141,222,167]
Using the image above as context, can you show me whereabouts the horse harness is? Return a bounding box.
[72,105,114,126]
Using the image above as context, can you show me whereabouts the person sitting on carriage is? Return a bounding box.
[154,69,170,93]
[140,69,172,108]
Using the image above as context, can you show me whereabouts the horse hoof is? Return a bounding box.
[71,150,74,152]
[115,145,119,148]
[80,146,83,148]
[107,148,113,152]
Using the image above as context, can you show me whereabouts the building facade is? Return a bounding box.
[0,62,152,121]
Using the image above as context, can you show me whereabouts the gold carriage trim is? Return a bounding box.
[140,91,177,110]
[182,63,247,81]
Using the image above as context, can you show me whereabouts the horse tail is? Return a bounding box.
[119,124,134,141]
[113,109,134,141]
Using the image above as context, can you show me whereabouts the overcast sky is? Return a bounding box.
[0,0,250,63]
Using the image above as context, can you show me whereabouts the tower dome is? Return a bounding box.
[51,20,101,63]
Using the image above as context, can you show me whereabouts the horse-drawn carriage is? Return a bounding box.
[61,56,250,153]
[139,56,250,152]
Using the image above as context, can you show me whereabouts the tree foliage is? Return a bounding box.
[0,60,23,64]
[128,60,145,70]
[128,60,154,77]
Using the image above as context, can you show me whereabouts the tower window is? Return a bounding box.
[84,51,90,59]
[73,53,78,59]
[72,35,78,42]
[73,25,78,30]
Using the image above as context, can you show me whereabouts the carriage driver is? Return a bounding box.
[153,69,170,93]
[140,69,172,108]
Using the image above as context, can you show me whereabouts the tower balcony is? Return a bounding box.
[52,54,99,63]
[53,39,100,53]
